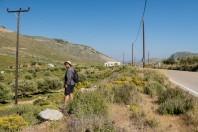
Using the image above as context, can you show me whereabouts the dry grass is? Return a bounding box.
[136,93,191,132]
[109,104,133,131]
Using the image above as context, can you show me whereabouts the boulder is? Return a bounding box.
[39,109,63,121]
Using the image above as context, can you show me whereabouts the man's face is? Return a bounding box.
[65,63,70,69]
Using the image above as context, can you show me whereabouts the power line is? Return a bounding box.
[133,0,148,45]
[1,0,83,43]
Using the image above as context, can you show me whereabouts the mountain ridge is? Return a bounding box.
[170,51,198,58]
[0,26,115,67]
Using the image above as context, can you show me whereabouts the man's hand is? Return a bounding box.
[64,84,68,88]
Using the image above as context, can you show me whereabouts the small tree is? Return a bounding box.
[163,58,175,65]
[0,75,4,81]
[44,77,62,91]
[37,77,62,93]
[0,83,12,102]
[12,80,38,97]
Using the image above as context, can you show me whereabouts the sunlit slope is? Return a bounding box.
[0,26,115,67]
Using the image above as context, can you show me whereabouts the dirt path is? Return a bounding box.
[2,96,47,109]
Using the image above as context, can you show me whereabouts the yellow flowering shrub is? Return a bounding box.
[0,115,28,131]
[113,77,128,85]
[130,76,145,86]
[76,81,91,89]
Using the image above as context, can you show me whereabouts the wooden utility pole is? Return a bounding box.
[7,7,30,105]
[142,19,145,68]
[123,52,125,64]
[132,43,134,66]
[148,51,149,65]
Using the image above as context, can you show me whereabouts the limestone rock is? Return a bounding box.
[39,109,63,121]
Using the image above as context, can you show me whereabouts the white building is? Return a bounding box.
[48,63,55,68]
[0,71,5,74]
[104,61,121,67]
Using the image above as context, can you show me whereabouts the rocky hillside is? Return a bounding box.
[0,26,115,67]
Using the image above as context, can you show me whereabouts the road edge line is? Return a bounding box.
[170,79,198,96]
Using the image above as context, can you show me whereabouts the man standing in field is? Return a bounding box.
[64,61,75,107]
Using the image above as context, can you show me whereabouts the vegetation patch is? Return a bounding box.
[145,117,160,128]
[162,56,198,71]
[112,82,141,105]
[158,88,194,115]
[67,116,114,132]
[67,90,108,117]
[0,104,43,125]
[130,105,145,119]
[0,83,12,103]
[144,82,166,97]
[186,106,198,127]
[0,115,28,131]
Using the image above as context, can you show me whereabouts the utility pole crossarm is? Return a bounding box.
[7,7,30,13]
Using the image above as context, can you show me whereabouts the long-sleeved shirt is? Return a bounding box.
[64,67,75,86]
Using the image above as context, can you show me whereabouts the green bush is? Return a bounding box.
[112,82,141,105]
[67,91,108,117]
[0,104,43,125]
[25,74,32,80]
[28,68,35,73]
[162,56,198,72]
[0,75,4,81]
[12,80,38,97]
[158,98,194,115]
[144,69,167,84]
[36,78,48,92]
[3,73,14,85]
[158,87,194,115]
[0,83,12,103]
[44,71,51,76]
[144,82,166,97]
[159,98,184,114]
[35,68,40,72]
[78,73,87,83]
[158,87,186,104]
[31,61,37,66]
[98,85,114,103]
[37,77,63,93]
[44,77,63,91]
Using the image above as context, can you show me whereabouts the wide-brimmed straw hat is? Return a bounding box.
[64,61,72,66]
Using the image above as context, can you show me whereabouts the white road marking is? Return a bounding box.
[170,79,198,96]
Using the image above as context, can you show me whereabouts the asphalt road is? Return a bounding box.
[161,70,198,97]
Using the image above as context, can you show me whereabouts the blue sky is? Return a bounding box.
[0,0,198,61]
